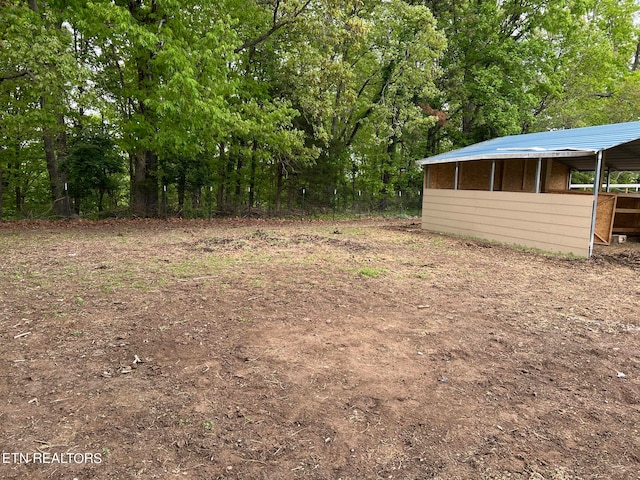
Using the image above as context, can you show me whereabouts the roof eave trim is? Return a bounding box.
[415,149,598,166]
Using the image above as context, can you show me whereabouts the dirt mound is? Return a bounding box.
[592,249,640,269]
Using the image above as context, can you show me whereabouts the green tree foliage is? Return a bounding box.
[530,0,640,129]
[274,0,445,207]
[607,71,640,123]
[1,0,83,216]
[63,130,124,214]
[421,0,549,149]
[1,0,639,218]
[422,0,640,153]
[78,0,238,217]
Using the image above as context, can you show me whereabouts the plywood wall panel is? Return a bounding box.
[428,164,456,189]
[501,160,528,192]
[459,160,492,190]
[544,160,570,192]
[593,194,616,245]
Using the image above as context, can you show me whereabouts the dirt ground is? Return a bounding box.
[1,217,639,480]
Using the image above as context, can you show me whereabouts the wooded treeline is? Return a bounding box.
[1,0,639,218]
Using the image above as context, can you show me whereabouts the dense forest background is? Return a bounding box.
[1,0,640,218]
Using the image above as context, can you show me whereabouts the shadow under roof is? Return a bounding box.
[416,121,640,171]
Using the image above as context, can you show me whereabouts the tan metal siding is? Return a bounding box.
[422,189,594,256]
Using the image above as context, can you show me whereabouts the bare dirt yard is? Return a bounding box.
[1,217,639,480]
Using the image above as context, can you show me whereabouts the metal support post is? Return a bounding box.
[588,151,603,257]
[535,158,542,193]
[454,162,459,190]
[489,160,496,192]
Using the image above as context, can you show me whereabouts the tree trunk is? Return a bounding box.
[131,150,159,217]
[462,100,475,136]
[43,130,68,217]
[217,143,227,210]
[0,165,4,218]
[248,141,257,208]
[382,134,398,189]
[275,162,285,212]
[125,0,163,218]
[177,171,186,213]
[15,185,22,216]
[10,160,24,217]
[287,176,296,210]
[225,150,234,207]
[73,192,81,215]
[29,0,67,218]
[190,188,200,213]
[98,189,105,212]
[235,155,244,207]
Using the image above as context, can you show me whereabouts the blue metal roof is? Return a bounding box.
[417,121,640,171]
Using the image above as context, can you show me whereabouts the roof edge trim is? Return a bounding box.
[415,149,598,166]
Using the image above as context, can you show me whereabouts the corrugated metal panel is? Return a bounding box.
[417,121,640,170]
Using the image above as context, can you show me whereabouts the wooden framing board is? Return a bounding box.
[612,194,640,234]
